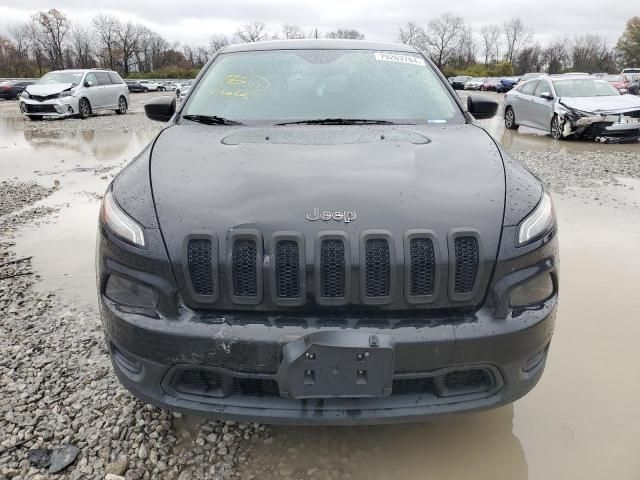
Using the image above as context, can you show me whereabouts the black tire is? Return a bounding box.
[504,106,519,130]
[115,96,128,115]
[143,88,149,93]
[78,98,91,119]
[550,114,565,140]
[176,90,180,97]
[158,87,165,92]
[29,115,43,121]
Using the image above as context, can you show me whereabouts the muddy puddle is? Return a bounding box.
[2,116,640,479]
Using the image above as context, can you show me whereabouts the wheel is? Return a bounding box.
[504,106,519,130]
[550,115,565,140]
[158,87,165,92]
[143,88,149,93]
[115,96,128,115]
[78,98,91,119]
[29,115,43,121]
[176,90,180,97]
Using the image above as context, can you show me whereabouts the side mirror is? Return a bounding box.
[467,95,498,120]
[85,80,94,87]
[540,92,554,100]
[145,96,176,122]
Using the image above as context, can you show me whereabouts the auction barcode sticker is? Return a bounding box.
[374,52,426,66]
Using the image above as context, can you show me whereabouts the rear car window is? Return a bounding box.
[184,49,463,124]
[96,72,112,86]
[108,72,123,84]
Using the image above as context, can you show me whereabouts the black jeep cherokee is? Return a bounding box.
[97,40,558,424]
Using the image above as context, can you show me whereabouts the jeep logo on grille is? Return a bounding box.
[306,208,357,223]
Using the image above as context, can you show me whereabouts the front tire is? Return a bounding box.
[176,90,181,98]
[143,88,149,93]
[115,96,128,115]
[158,87,165,92]
[550,115,566,140]
[504,106,519,130]
[78,98,91,119]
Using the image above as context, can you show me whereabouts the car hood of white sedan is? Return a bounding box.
[25,83,74,96]
[560,95,640,114]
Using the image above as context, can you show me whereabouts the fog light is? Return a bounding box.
[510,273,554,308]
[105,274,157,309]
[67,105,74,113]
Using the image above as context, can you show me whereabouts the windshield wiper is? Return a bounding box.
[276,118,397,126]
[182,114,243,126]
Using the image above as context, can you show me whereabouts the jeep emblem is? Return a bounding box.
[306,208,357,223]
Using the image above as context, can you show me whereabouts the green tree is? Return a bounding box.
[616,17,640,67]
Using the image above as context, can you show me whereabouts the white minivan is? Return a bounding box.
[20,69,130,120]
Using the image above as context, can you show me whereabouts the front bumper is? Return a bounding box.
[101,293,556,425]
[20,97,79,117]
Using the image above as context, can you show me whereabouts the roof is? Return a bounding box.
[222,39,419,54]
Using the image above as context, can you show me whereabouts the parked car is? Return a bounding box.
[0,80,35,100]
[621,68,640,76]
[628,75,640,95]
[161,81,178,91]
[126,80,149,93]
[601,74,629,94]
[481,78,501,91]
[20,69,129,120]
[450,75,471,90]
[495,77,519,93]
[175,80,193,98]
[98,39,558,424]
[139,80,165,92]
[464,77,486,90]
[504,74,640,143]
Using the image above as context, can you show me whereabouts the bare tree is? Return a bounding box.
[209,34,229,54]
[480,24,501,65]
[455,26,477,68]
[542,38,569,74]
[31,9,70,69]
[92,14,121,70]
[70,22,94,68]
[235,21,269,43]
[7,23,32,76]
[325,29,365,40]
[281,24,306,39]
[514,44,543,74]
[425,13,464,68]
[397,22,427,51]
[117,21,144,75]
[503,17,531,64]
[571,35,612,72]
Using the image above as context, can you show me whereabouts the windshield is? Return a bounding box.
[553,79,620,97]
[521,73,541,81]
[184,50,462,124]
[37,71,84,86]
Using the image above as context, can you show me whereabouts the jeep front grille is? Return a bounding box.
[320,239,346,298]
[453,236,479,294]
[364,238,390,297]
[275,240,301,299]
[187,239,215,296]
[409,237,435,296]
[232,239,258,297]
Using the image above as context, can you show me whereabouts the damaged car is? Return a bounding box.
[98,40,559,424]
[505,74,640,143]
[20,69,129,120]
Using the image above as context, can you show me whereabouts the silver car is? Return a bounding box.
[504,74,640,143]
[20,69,129,121]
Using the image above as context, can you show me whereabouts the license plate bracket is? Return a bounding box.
[277,331,394,399]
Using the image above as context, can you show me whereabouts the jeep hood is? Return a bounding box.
[26,83,74,96]
[150,123,506,310]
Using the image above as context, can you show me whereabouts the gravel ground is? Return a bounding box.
[0,182,270,480]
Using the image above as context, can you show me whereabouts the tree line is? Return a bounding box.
[0,9,638,79]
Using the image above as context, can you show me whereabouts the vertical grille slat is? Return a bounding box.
[365,238,390,298]
[454,237,479,294]
[187,239,215,296]
[232,239,258,297]
[409,238,436,296]
[320,239,346,298]
[275,240,301,299]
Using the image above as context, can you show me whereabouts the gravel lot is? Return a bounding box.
[0,91,639,479]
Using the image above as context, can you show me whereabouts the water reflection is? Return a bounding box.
[241,406,527,480]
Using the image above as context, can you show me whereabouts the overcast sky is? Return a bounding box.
[0,0,635,47]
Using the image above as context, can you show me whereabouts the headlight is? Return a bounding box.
[517,191,555,246]
[21,91,30,99]
[58,90,74,98]
[100,189,146,247]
